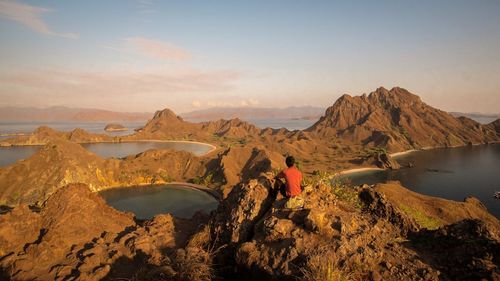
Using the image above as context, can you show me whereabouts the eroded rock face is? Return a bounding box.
[233,183,437,280]
[210,177,276,244]
[411,219,500,280]
[0,184,135,280]
[359,186,419,234]
[0,183,212,281]
[374,152,401,169]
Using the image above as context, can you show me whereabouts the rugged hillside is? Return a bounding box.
[0,139,207,205]
[0,184,204,281]
[132,108,263,141]
[484,118,500,136]
[307,87,499,152]
[0,139,289,206]
[210,175,499,280]
[1,179,498,280]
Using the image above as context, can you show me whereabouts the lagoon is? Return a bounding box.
[0,141,213,167]
[99,184,218,219]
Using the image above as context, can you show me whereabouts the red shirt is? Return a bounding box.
[277,166,302,197]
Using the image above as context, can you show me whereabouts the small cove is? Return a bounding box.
[99,184,219,219]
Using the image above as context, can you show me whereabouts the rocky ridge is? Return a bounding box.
[307,87,498,152]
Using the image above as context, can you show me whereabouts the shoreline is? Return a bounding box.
[337,167,383,176]
[0,139,217,156]
[389,149,418,157]
[340,141,500,177]
[97,181,221,201]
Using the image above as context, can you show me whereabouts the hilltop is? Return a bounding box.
[307,87,498,152]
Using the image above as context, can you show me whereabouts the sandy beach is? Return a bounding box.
[337,167,384,176]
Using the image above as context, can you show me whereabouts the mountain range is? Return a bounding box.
[180,106,325,121]
[0,106,152,122]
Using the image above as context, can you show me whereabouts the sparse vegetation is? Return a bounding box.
[303,171,361,209]
[400,204,441,230]
[363,147,388,158]
[300,247,353,281]
[192,172,214,186]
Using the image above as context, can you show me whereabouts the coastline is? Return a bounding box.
[337,167,383,176]
[0,138,217,156]
[96,181,222,201]
[389,149,417,157]
[340,141,500,177]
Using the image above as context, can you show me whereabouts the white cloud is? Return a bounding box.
[191,100,201,108]
[202,99,261,108]
[0,0,77,39]
[0,67,240,111]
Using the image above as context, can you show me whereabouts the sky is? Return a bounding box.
[0,0,499,114]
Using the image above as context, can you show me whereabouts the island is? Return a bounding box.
[104,123,128,132]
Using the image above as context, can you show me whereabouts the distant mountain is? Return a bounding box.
[0,106,152,122]
[180,106,325,121]
[307,87,499,152]
[449,112,500,124]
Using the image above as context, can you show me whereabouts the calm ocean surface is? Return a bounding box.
[343,144,500,218]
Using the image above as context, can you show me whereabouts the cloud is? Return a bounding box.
[202,99,261,108]
[0,0,77,39]
[191,100,202,108]
[0,67,240,111]
[136,0,155,15]
[125,37,191,61]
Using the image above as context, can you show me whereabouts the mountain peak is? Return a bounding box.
[152,108,183,122]
[307,87,497,151]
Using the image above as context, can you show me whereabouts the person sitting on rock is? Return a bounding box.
[275,156,304,208]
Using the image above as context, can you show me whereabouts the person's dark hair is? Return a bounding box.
[285,156,295,168]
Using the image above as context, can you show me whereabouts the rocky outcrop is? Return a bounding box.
[207,146,284,197]
[210,176,276,244]
[410,219,500,280]
[374,152,401,169]
[0,184,135,281]
[0,184,207,281]
[208,177,499,280]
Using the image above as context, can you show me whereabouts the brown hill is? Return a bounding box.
[484,118,500,136]
[0,138,288,206]
[131,108,262,140]
[307,87,498,152]
[0,126,114,146]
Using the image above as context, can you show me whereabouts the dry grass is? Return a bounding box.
[300,247,353,281]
